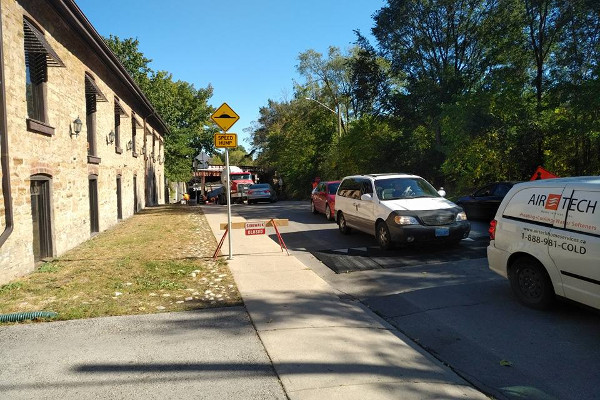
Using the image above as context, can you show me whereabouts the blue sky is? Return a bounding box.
[75,0,386,148]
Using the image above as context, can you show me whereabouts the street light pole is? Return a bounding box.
[305,97,343,137]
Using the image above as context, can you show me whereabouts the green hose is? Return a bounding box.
[0,311,58,323]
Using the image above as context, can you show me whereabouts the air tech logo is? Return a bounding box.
[528,193,597,214]
[545,194,561,210]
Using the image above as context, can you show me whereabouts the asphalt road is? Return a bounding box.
[233,200,600,400]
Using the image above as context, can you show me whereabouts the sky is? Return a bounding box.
[75,0,386,148]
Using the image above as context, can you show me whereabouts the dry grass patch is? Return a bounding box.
[0,205,241,322]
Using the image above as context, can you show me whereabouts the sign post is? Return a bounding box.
[211,103,240,260]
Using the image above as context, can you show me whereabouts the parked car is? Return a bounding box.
[311,180,340,221]
[247,183,277,204]
[456,182,518,221]
[335,173,470,249]
[488,177,600,310]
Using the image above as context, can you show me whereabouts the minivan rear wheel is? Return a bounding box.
[376,221,392,250]
[509,257,555,310]
[338,212,351,234]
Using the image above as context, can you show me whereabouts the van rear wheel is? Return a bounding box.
[338,212,351,234]
[509,257,555,310]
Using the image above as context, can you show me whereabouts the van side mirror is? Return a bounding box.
[360,193,372,201]
[438,187,446,197]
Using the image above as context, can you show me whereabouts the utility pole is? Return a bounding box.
[305,97,343,137]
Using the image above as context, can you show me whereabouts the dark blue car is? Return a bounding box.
[456,182,518,221]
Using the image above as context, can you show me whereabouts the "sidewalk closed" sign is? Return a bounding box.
[245,221,266,235]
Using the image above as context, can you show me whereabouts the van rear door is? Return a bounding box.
[548,184,600,309]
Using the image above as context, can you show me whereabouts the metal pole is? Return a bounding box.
[337,104,342,137]
[225,147,233,260]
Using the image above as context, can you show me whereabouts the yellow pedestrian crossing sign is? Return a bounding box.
[211,103,239,132]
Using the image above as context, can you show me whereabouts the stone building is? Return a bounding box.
[0,0,168,284]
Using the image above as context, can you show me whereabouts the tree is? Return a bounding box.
[211,146,255,166]
[104,36,215,182]
[373,0,498,145]
[296,47,355,134]
[251,0,600,197]
[349,32,394,117]
[104,35,152,90]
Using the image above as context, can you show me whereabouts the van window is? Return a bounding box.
[360,179,373,196]
[338,178,361,199]
[564,190,599,236]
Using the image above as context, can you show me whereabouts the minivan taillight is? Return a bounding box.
[489,219,497,240]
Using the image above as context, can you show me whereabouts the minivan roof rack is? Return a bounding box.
[364,173,411,177]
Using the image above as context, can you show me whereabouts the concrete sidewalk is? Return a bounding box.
[202,205,488,399]
[0,307,287,399]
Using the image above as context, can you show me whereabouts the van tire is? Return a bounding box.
[509,257,555,310]
[338,212,351,234]
[376,222,392,250]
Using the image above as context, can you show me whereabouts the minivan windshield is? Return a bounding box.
[375,177,440,200]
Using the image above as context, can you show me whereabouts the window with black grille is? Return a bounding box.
[23,17,64,128]
[114,97,128,153]
[85,73,107,162]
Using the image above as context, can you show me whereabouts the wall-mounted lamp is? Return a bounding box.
[126,140,132,151]
[107,130,115,145]
[71,116,82,138]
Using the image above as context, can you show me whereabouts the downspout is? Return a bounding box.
[0,3,14,247]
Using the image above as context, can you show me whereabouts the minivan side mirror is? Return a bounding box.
[438,187,446,197]
[360,193,372,201]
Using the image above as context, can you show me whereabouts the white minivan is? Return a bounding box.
[488,177,600,310]
[335,173,470,249]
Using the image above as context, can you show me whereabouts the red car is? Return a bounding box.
[310,180,340,221]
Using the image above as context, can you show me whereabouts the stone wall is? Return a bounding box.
[0,0,166,284]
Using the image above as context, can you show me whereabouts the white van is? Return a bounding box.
[335,173,470,249]
[487,177,600,310]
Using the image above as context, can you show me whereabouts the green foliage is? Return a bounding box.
[0,282,23,294]
[36,262,60,273]
[106,3,599,197]
[249,0,599,198]
[104,36,215,182]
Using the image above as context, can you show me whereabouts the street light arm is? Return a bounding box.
[304,97,336,114]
